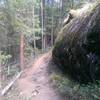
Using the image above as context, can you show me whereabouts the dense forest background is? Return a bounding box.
[0,0,90,70]
[0,0,99,99]
[0,0,92,51]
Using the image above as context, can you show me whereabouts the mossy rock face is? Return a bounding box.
[52,3,100,84]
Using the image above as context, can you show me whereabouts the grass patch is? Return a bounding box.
[50,73,100,100]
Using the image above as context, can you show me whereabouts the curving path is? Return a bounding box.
[18,52,63,100]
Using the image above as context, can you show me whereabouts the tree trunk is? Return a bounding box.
[51,0,54,47]
[41,0,44,52]
[32,4,36,56]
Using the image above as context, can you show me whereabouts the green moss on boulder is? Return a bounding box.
[52,3,100,84]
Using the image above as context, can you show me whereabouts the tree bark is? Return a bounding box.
[51,0,54,47]
[41,0,44,52]
[32,4,36,56]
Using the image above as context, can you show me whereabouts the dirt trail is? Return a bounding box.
[18,52,62,100]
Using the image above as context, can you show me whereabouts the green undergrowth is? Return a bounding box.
[50,73,100,100]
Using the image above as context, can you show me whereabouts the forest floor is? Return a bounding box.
[2,52,64,100]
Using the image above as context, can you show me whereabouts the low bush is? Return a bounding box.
[50,73,100,100]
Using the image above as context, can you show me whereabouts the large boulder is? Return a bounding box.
[52,3,100,84]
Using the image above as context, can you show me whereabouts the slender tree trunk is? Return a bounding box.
[51,0,54,47]
[71,0,74,9]
[41,0,44,52]
[43,0,46,51]
[20,33,24,70]
[32,4,36,56]
[60,0,63,28]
